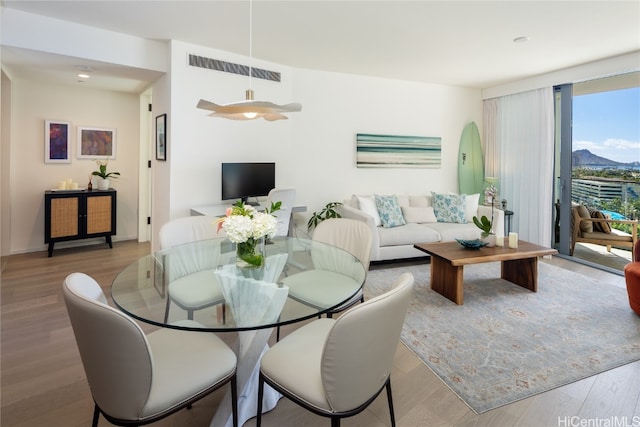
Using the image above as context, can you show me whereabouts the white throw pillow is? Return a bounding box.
[463,193,480,222]
[395,195,410,207]
[409,195,431,207]
[355,195,382,227]
[401,206,437,223]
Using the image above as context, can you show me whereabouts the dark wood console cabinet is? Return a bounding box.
[44,189,117,257]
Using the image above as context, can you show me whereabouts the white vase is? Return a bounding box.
[97,178,109,190]
[482,234,496,247]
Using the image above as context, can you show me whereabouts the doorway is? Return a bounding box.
[554,72,640,272]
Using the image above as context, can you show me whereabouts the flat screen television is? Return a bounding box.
[221,162,275,205]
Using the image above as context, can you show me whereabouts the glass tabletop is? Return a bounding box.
[111,236,365,332]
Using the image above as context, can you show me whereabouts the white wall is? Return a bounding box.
[8,79,140,254]
[1,70,12,256]
[165,42,298,219]
[157,42,482,242]
[291,69,482,219]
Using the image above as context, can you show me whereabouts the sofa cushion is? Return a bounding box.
[463,193,480,223]
[426,222,481,242]
[409,195,431,207]
[401,206,437,223]
[355,195,382,227]
[431,192,467,224]
[575,205,593,233]
[590,209,612,233]
[582,229,631,242]
[374,194,406,228]
[396,195,410,207]
[378,223,440,246]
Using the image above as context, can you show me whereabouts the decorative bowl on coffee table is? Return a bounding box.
[455,238,489,249]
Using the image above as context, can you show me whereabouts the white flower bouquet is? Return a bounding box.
[215,201,279,267]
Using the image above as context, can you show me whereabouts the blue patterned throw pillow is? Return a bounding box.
[431,192,467,223]
[374,194,406,228]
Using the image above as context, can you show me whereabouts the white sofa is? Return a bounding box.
[337,193,504,262]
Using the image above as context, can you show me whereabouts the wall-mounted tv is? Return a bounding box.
[221,162,275,205]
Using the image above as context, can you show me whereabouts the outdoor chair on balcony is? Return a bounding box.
[570,203,638,259]
[624,240,640,315]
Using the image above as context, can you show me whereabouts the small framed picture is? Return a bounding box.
[78,127,116,159]
[156,114,167,161]
[45,120,71,164]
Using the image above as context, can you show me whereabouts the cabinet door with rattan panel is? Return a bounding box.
[86,194,114,234]
[50,197,80,239]
[44,189,117,257]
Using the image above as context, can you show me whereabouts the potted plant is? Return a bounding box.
[307,202,343,231]
[92,159,120,190]
[472,207,495,246]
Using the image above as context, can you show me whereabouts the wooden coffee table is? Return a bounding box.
[414,239,558,305]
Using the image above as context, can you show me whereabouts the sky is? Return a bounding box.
[572,86,640,164]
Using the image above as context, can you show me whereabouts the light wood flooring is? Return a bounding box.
[2,240,639,427]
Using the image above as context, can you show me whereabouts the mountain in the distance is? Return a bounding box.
[572,149,640,167]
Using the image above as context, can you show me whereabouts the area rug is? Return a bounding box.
[364,261,640,414]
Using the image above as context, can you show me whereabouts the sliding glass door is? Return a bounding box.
[553,84,573,257]
[553,73,639,271]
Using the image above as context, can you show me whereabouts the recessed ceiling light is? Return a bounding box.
[77,73,91,79]
[513,36,531,43]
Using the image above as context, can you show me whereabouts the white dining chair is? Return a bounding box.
[63,272,238,427]
[256,272,414,427]
[159,215,227,323]
[282,218,372,315]
[266,188,296,237]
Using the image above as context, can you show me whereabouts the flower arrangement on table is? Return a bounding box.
[215,200,281,268]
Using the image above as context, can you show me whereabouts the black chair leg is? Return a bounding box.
[231,374,239,427]
[256,373,265,427]
[163,297,171,323]
[385,379,396,427]
[331,416,340,427]
[92,404,100,427]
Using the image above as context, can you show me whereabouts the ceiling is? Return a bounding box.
[1,1,639,93]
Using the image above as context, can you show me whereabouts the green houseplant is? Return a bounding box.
[472,215,492,238]
[307,202,343,231]
[92,159,120,190]
[472,203,496,246]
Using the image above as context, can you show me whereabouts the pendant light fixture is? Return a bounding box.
[197,0,302,121]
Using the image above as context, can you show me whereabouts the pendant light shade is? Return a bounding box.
[197,1,302,121]
[197,90,302,121]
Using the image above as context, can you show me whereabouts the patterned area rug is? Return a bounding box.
[365,261,640,413]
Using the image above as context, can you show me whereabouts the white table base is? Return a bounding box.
[210,328,281,427]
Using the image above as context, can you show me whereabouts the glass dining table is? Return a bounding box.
[111,236,365,427]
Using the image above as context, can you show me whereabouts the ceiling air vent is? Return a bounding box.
[188,54,281,83]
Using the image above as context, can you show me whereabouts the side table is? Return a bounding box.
[504,210,514,235]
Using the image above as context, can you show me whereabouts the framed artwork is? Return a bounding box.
[45,120,71,163]
[156,114,167,161]
[78,127,116,159]
[356,133,442,168]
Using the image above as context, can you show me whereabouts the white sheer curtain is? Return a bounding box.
[483,88,555,247]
